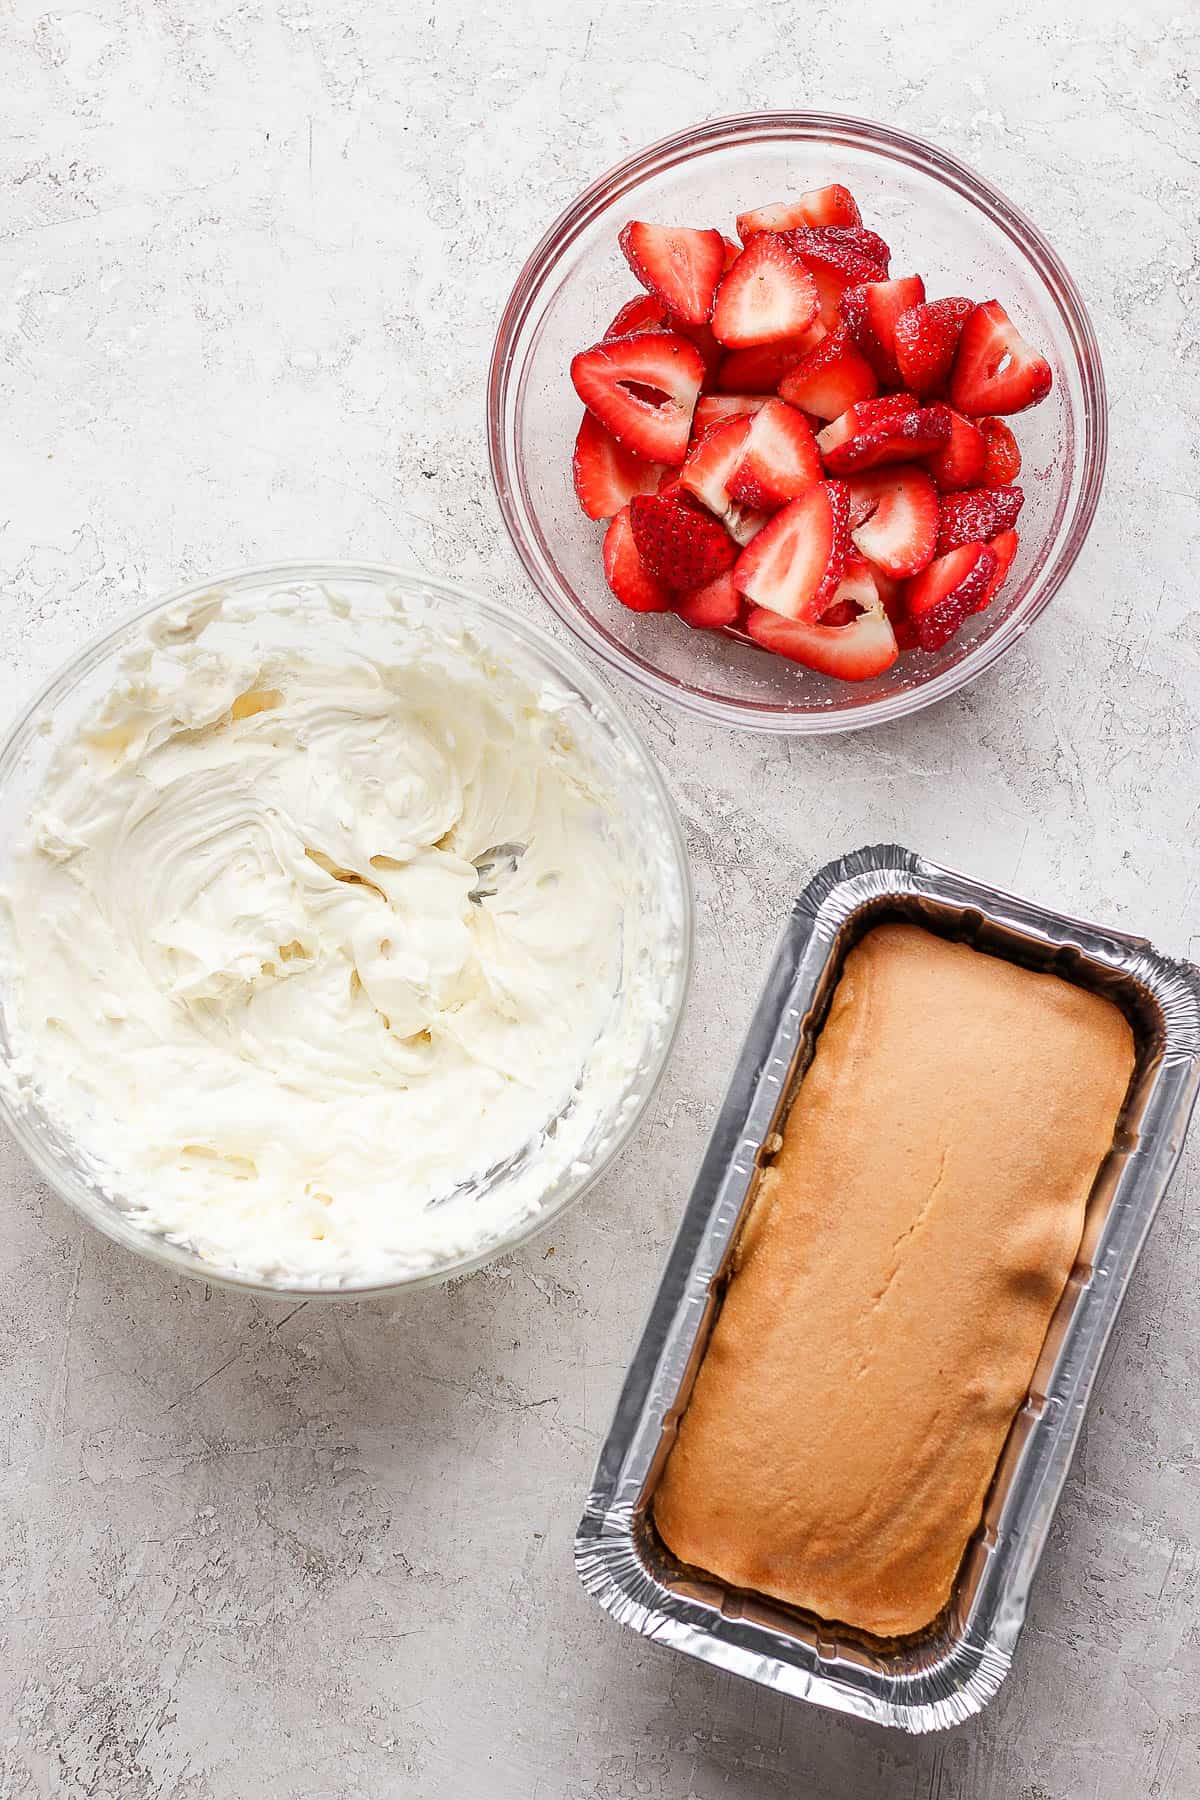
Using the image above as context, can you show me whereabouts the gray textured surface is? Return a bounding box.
[2,1,1198,1795]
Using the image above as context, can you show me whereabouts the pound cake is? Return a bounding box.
[653,922,1135,1638]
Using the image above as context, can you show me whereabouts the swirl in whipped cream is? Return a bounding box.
[0,583,674,1284]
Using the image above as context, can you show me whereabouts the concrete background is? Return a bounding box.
[2,0,1198,1794]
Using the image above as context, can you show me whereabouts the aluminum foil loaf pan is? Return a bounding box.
[575,844,1200,1733]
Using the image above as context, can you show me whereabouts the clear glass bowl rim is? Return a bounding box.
[487,109,1108,735]
[0,559,694,1300]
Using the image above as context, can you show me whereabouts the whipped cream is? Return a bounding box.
[0,580,682,1285]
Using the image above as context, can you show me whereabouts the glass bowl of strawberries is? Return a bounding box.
[488,112,1106,734]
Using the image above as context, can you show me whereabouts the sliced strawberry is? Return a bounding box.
[893,296,973,396]
[715,325,825,393]
[571,331,706,466]
[923,405,987,492]
[675,569,743,630]
[937,485,1025,554]
[678,414,767,544]
[840,275,926,386]
[619,221,726,327]
[732,480,850,621]
[846,467,939,578]
[868,561,916,650]
[629,491,737,590]
[949,300,1053,416]
[904,542,997,650]
[692,393,768,437]
[823,551,880,616]
[736,184,862,239]
[672,318,723,388]
[572,412,663,520]
[726,399,821,512]
[711,233,819,349]
[817,396,951,474]
[975,527,1019,611]
[783,226,892,280]
[721,235,741,272]
[980,417,1022,484]
[604,294,668,339]
[776,324,879,421]
[745,601,899,680]
[603,507,672,612]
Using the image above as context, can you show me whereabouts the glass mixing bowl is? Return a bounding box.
[488,112,1107,734]
[0,563,692,1297]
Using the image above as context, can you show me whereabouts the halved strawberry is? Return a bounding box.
[619,221,726,327]
[629,491,737,589]
[923,405,987,492]
[692,393,768,437]
[950,300,1053,416]
[980,417,1022,484]
[604,294,668,339]
[736,184,862,239]
[776,324,879,420]
[846,467,939,578]
[732,480,850,621]
[603,508,672,612]
[817,396,951,474]
[893,296,973,396]
[715,322,826,393]
[678,415,766,544]
[976,527,1019,611]
[840,275,926,386]
[745,600,899,680]
[727,399,822,512]
[711,233,819,348]
[571,331,706,466]
[937,485,1025,554]
[572,412,663,519]
[675,569,743,630]
[904,542,997,649]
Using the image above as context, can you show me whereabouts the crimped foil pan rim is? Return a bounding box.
[576,843,1200,1733]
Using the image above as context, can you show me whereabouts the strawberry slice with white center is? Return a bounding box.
[840,275,926,386]
[936,485,1025,554]
[619,221,727,326]
[894,296,974,396]
[736,184,862,239]
[923,404,987,491]
[949,300,1053,416]
[818,552,881,626]
[904,541,998,650]
[692,393,768,437]
[571,331,706,466]
[604,294,668,338]
[711,233,819,348]
[675,569,743,630]
[572,412,663,520]
[781,227,892,328]
[603,507,672,612]
[629,491,737,589]
[727,399,822,511]
[846,466,939,578]
[817,395,951,474]
[975,527,1019,611]
[745,599,899,680]
[980,417,1022,484]
[777,324,879,420]
[715,325,826,393]
[732,480,850,621]
[678,414,766,543]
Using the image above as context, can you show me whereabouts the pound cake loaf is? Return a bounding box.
[653,922,1135,1638]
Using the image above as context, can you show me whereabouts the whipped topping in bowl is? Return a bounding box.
[0,570,689,1289]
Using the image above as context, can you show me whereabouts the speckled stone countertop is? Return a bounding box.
[2,2,1198,1796]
